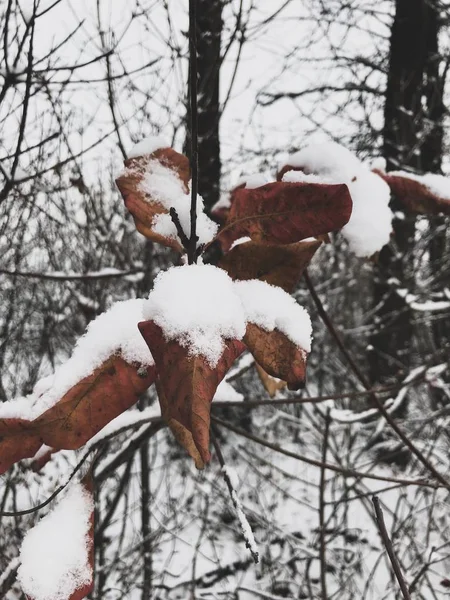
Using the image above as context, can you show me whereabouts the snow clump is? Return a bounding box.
[281,141,393,257]
[0,299,153,421]
[17,482,93,600]
[139,159,218,246]
[144,264,312,367]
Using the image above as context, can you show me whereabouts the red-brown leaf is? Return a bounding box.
[35,356,156,450]
[0,418,42,475]
[219,238,321,292]
[0,357,156,475]
[115,147,191,250]
[217,181,352,246]
[375,170,450,215]
[138,320,245,464]
[244,323,307,390]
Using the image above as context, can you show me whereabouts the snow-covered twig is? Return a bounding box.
[211,428,259,563]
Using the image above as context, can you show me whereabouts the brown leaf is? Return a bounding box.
[35,356,156,450]
[0,418,42,475]
[244,323,307,390]
[219,239,321,292]
[217,181,352,246]
[139,320,245,464]
[115,147,191,250]
[156,380,204,469]
[276,164,305,181]
[375,170,450,215]
[255,363,287,397]
[0,358,156,475]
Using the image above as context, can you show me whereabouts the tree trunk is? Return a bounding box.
[185,0,223,212]
[370,0,434,384]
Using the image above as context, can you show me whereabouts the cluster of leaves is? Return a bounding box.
[116,145,352,465]
[2,141,450,600]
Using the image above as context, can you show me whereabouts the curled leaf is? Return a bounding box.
[244,323,307,390]
[0,418,41,475]
[255,363,286,397]
[220,239,321,292]
[139,320,245,465]
[115,147,190,250]
[217,181,352,246]
[36,356,156,450]
[375,170,450,215]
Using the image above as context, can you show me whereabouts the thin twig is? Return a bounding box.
[211,416,439,489]
[372,495,412,600]
[169,206,190,249]
[0,449,93,517]
[304,269,450,490]
[319,409,330,600]
[188,0,199,264]
[211,427,259,563]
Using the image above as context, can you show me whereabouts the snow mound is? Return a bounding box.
[235,173,272,189]
[139,160,218,246]
[128,135,169,158]
[144,265,312,366]
[0,299,153,420]
[281,141,393,257]
[144,265,247,367]
[17,482,93,600]
[234,279,312,352]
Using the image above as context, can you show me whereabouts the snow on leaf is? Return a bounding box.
[17,478,94,600]
[279,141,393,257]
[116,146,217,250]
[376,169,450,215]
[139,320,245,465]
[34,356,156,450]
[143,264,247,367]
[220,238,321,292]
[0,300,156,474]
[116,147,190,251]
[234,279,312,352]
[217,181,352,247]
[128,135,170,159]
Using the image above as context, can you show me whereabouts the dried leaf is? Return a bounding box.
[218,181,352,246]
[115,147,190,250]
[35,356,156,450]
[244,323,307,390]
[156,380,204,469]
[0,418,41,475]
[255,363,287,397]
[220,239,321,292]
[139,320,245,464]
[0,357,155,475]
[375,170,450,215]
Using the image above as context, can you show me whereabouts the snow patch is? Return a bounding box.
[17,482,93,600]
[139,160,218,246]
[128,135,169,158]
[143,266,312,367]
[234,279,312,352]
[144,265,247,367]
[214,380,244,403]
[0,299,153,420]
[281,141,393,257]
